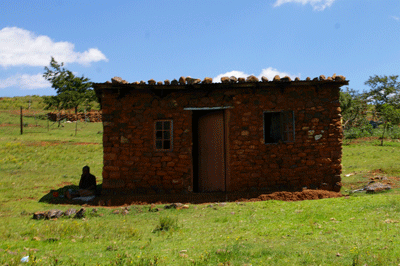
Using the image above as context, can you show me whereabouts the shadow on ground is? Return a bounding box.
[39,184,102,205]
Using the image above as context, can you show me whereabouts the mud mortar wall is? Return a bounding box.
[100,84,343,195]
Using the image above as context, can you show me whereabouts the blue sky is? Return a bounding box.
[0,0,399,97]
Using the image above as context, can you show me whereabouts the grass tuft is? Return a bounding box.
[153,215,178,233]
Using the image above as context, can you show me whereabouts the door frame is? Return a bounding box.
[184,107,231,193]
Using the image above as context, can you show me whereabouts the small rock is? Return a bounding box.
[186,77,194,84]
[171,79,179,85]
[179,76,186,85]
[221,76,230,83]
[202,77,213,84]
[193,78,201,84]
[112,210,120,215]
[74,208,86,219]
[246,75,259,82]
[164,79,170,85]
[273,75,280,81]
[64,208,77,217]
[148,79,156,85]
[335,75,346,81]
[111,77,123,84]
[46,209,64,219]
[261,76,269,82]
[33,211,46,220]
[174,203,183,208]
[229,76,237,83]
[238,77,246,83]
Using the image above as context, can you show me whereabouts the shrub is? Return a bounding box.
[153,215,178,232]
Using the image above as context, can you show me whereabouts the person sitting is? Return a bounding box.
[65,166,96,199]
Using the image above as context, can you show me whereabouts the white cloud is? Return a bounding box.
[273,0,335,11]
[0,73,50,90]
[213,70,249,83]
[258,67,298,81]
[391,16,400,21]
[0,27,108,67]
[213,67,298,82]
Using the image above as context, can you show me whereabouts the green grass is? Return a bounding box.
[0,95,47,111]
[341,139,400,193]
[1,102,400,265]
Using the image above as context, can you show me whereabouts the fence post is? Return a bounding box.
[20,106,23,135]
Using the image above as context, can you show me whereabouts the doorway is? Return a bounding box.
[192,110,226,192]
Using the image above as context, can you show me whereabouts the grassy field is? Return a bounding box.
[1,106,400,265]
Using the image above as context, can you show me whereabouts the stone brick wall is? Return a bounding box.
[95,75,347,195]
[47,111,102,122]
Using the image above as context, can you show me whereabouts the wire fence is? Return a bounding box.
[0,108,102,136]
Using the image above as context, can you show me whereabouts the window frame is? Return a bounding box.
[263,110,295,144]
[154,120,173,151]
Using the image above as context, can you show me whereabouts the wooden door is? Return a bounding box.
[197,110,225,192]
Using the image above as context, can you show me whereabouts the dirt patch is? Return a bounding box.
[255,190,342,201]
[0,123,19,127]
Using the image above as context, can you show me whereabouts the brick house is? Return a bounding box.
[93,75,348,197]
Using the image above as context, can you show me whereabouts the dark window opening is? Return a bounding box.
[154,120,173,150]
[263,111,295,144]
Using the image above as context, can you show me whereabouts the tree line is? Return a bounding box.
[341,75,400,145]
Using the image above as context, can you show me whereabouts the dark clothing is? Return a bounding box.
[79,173,96,191]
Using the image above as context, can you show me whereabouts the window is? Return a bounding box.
[263,111,295,144]
[155,120,173,150]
